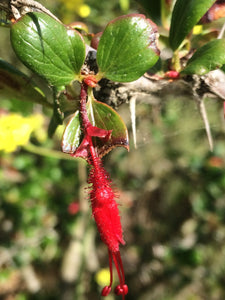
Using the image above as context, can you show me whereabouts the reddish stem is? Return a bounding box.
[79,83,98,168]
[80,83,92,133]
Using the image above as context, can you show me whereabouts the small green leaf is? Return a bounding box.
[62,93,129,158]
[62,111,82,153]
[0,58,50,106]
[97,14,159,82]
[10,12,85,89]
[169,0,216,50]
[87,95,129,157]
[182,39,225,75]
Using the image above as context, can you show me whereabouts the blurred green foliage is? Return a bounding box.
[0,1,225,300]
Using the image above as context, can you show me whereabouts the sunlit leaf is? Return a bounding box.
[97,14,159,82]
[62,110,81,154]
[169,0,216,50]
[182,39,225,75]
[10,12,85,89]
[62,94,129,158]
[87,95,129,157]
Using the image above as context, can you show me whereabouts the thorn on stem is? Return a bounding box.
[196,97,214,152]
[130,96,137,149]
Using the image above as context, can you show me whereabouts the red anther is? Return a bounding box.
[114,285,123,295]
[101,286,112,296]
[114,284,129,296]
[122,284,128,295]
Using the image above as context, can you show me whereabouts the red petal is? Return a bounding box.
[87,125,112,140]
[71,136,90,159]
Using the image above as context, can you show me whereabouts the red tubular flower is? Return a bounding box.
[68,202,80,215]
[74,82,128,298]
[88,154,128,299]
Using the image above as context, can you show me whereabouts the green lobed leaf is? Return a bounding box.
[87,95,129,157]
[0,58,50,106]
[62,93,129,158]
[10,12,85,89]
[169,0,216,51]
[97,14,159,82]
[182,39,225,75]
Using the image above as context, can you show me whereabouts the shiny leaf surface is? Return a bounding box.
[62,94,129,158]
[182,39,225,75]
[10,12,85,89]
[62,111,81,154]
[169,0,216,50]
[87,94,129,157]
[97,14,159,82]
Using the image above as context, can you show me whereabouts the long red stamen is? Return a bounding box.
[108,250,113,287]
[113,251,128,299]
[115,251,126,285]
[101,249,113,296]
[112,252,123,286]
[102,250,128,299]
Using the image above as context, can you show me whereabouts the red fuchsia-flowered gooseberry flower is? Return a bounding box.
[68,202,80,215]
[71,82,128,299]
[88,156,128,298]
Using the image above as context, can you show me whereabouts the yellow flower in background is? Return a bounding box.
[59,0,91,18]
[95,268,111,287]
[0,114,44,153]
[193,25,203,35]
[78,4,91,18]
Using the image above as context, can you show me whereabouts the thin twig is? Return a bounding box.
[129,96,137,149]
